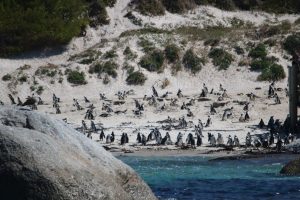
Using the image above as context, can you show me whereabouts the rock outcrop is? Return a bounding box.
[0,106,157,200]
[280,158,300,176]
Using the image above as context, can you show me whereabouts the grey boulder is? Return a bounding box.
[0,106,157,200]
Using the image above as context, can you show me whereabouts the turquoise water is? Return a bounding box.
[119,155,300,200]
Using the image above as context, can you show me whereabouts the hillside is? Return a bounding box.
[0,0,299,151]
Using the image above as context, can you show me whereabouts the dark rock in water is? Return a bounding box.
[0,106,156,200]
[280,158,300,175]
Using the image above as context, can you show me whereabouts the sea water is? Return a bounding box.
[119,155,300,200]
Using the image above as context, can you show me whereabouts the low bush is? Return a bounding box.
[126,71,147,85]
[182,49,203,73]
[123,63,135,75]
[138,38,155,53]
[234,46,245,55]
[78,58,95,65]
[283,33,300,55]
[204,39,220,47]
[139,50,164,72]
[258,63,286,81]
[250,59,272,71]
[249,43,267,59]
[89,61,119,78]
[162,0,196,13]
[67,70,87,85]
[133,0,165,16]
[2,74,12,81]
[103,49,117,59]
[124,12,142,26]
[208,48,234,70]
[36,86,44,95]
[18,75,27,83]
[123,47,137,60]
[165,44,180,63]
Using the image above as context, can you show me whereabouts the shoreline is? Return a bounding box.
[111,147,300,160]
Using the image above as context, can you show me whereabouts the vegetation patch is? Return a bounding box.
[36,86,44,95]
[67,70,87,85]
[124,12,142,26]
[120,28,170,37]
[0,0,117,57]
[133,0,165,16]
[249,44,268,59]
[68,49,101,64]
[209,48,234,70]
[258,63,286,81]
[123,63,135,75]
[89,61,119,78]
[103,49,118,59]
[18,75,28,83]
[283,33,300,55]
[204,39,220,47]
[139,50,165,72]
[250,56,285,81]
[162,0,196,13]
[126,71,147,85]
[123,47,137,61]
[182,49,203,73]
[234,46,245,55]
[2,74,12,81]
[138,38,155,53]
[165,44,180,63]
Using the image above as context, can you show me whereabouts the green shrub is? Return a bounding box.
[295,17,300,25]
[250,59,272,71]
[87,0,113,27]
[234,46,245,55]
[36,86,44,95]
[123,47,137,60]
[182,49,203,73]
[18,75,27,83]
[265,25,281,37]
[139,50,165,72]
[280,20,292,33]
[124,12,142,26]
[30,85,36,91]
[258,63,286,81]
[212,0,236,11]
[67,70,87,85]
[126,71,147,85]
[165,44,180,63]
[162,0,196,13]
[208,48,234,70]
[138,38,155,53]
[0,0,116,57]
[249,44,267,59]
[134,0,165,16]
[0,0,88,57]
[2,74,12,81]
[103,49,117,59]
[204,39,220,47]
[284,33,300,55]
[123,63,135,75]
[89,61,119,78]
[103,0,117,7]
[264,39,277,47]
[78,58,95,65]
